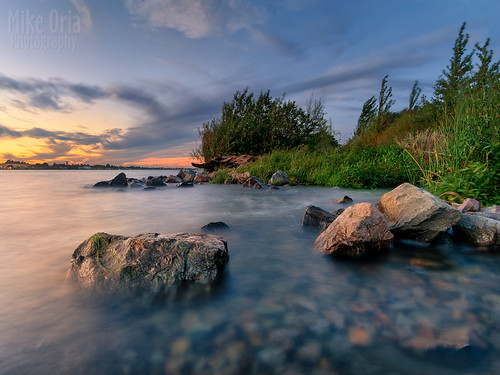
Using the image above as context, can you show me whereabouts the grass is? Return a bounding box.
[235,144,420,189]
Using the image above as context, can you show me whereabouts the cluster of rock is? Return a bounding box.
[304,183,499,258]
[67,232,229,294]
[225,170,289,189]
[92,170,212,189]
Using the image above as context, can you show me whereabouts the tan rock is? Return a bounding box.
[378,183,462,242]
[314,203,393,258]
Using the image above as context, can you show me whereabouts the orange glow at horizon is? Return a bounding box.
[123,157,195,168]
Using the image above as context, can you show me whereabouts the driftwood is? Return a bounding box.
[192,155,260,172]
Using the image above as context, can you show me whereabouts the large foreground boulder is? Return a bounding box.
[302,205,337,230]
[314,203,393,258]
[378,183,462,242]
[67,232,229,293]
[453,214,500,248]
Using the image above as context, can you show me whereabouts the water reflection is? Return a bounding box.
[0,170,499,374]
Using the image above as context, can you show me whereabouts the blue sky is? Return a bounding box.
[0,0,498,166]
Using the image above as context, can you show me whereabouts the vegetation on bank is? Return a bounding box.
[196,23,499,206]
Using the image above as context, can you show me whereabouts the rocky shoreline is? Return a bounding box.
[78,176,499,296]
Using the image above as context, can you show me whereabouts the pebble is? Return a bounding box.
[348,327,371,346]
[171,337,191,356]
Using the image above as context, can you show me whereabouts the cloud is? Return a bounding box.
[123,0,266,39]
[0,74,109,111]
[71,0,93,32]
[283,54,431,94]
[124,0,215,38]
[0,74,224,163]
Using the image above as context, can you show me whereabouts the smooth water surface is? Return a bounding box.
[1,170,499,374]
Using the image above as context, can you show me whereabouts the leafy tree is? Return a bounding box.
[193,89,337,161]
[434,22,474,109]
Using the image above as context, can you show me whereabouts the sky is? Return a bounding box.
[0,0,498,167]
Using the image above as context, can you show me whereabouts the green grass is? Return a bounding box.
[236,145,420,189]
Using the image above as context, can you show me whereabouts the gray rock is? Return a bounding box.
[314,203,393,258]
[302,205,337,230]
[332,195,353,204]
[67,232,229,293]
[93,180,110,188]
[109,172,128,187]
[268,170,289,186]
[457,198,481,213]
[145,176,166,187]
[177,170,186,180]
[165,175,182,183]
[475,205,500,221]
[242,176,266,189]
[202,222,230,232]
[453,214,500,248]
[194,173,211,183]
[378,183,462,242]
[177,181,194,188]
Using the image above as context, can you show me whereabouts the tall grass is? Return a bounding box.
[401,86,499,205]
[236,145,419,189]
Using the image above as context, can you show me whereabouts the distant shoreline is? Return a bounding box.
[0,160,195,171]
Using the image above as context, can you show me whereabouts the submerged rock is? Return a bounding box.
[110,172,128,187]
[268,170,289,186]
[453,214,500,248]
[332,195,353,204]
[67,232,229,293]
[165,175,182,183]
[202,222,230,232]
[145,176,166,187]
[302,205,337,230]
[314,203,393,258]
[93,172,128,188]
[378,183,462,242]
[242,176,266,189]
[177,181,194,188]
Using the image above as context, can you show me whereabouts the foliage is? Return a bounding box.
[237,145,419,189]
[433,22,474,109]
[193,22,499,205]
[193,89,338,161]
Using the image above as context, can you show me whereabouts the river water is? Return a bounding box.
[0,170,499,375]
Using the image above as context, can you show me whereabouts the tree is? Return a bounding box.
[375,75,395,131]
[193,89,337,161]
[409,80,422,112]
[355,96,376,136]
[434,22,474,109]
[473,38,500,89]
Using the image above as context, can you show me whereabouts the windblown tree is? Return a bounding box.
[354,96,376,137]
[409,80,422,112]
[375,75,395,131]
[433,22,474,109]
[193,89,337,161]
[473,38,500,90]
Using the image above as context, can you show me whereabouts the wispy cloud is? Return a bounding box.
[123,0,265,39]
[71,0,93,32]
[283,54,431,94]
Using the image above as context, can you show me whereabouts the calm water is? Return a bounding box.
[1,170,499,375]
